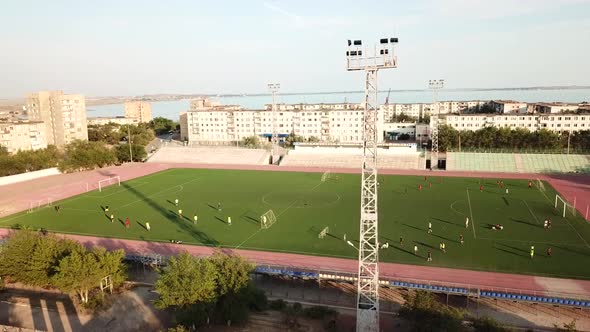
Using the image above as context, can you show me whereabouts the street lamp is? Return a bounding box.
[428,79,444,169]
[268,83,281,162]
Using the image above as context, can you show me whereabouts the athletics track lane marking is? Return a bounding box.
[466,188,477,239]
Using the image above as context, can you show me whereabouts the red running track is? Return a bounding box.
[1,162,589,298]
[1,228,589,299]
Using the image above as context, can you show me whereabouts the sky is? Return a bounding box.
[1,0,589,98]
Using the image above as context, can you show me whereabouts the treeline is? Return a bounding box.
[438,126,590,153]
[0,120,165,177]
[0,230,126,306]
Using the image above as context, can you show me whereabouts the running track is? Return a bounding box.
[1,162,590,299]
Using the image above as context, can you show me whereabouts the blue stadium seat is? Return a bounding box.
[574,301,581,306]
[516,295,522,300]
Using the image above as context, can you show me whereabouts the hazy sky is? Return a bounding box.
[1,0,589,98]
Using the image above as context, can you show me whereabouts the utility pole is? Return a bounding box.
[346,37,398,332]
[567,131,571,154]
[268,83,280,163]
[429,79,444,169]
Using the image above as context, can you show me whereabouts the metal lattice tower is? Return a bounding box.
[346,37,398,332]
[268,83,280,162]
[428,79,444,169]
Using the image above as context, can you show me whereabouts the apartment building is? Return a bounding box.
[25,91,88,147]
[491,100,528,114]
[124,101,153,123]
[0,121,47,153]
[87,117,140,126]
[181,99,383,144]
[528,102,580,114]
[441,113,590,133]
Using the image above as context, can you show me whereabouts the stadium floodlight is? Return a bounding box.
[428,79,444,169]
[268,83,281,163]
[346,36,398,332]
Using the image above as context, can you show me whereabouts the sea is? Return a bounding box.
[88,88,590,121]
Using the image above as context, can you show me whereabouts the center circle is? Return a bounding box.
[263,191,341,208]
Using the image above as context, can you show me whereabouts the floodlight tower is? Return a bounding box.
[268,83,280,162]
[428,79,444,169]
[346,37,398,332]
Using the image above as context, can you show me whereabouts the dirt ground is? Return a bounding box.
[2,264,590,331]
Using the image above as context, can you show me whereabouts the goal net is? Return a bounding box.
[318,226,330,239]
[260,210,277,229]
[555,195,576,218]
[28,198,53,213]
[536,178,546,192]
[98,176,121,192]
[321,171,331,182]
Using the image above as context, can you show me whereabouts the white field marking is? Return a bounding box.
[466,188,476,239]
[565,219,590,248]
[450,200,467,216]
[523,200,541,225]
[114,178,200,211]
[87,182,150,199]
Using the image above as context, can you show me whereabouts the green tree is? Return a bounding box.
[116,144,147,162]
[59,140,117,172]
[241,136,260,148]
[399,290,465,332]
[155,253,218,309]
[88,123,124,145]
[307,136,320,143]
[0,145,8,156]
[471,316,513,332]
[210,252,253,296]
[52,247,102,303]
[285,133,306,147]
[150,117,177,135]
[390,113,417,123]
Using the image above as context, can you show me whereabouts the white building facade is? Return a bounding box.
[0,121,47,153]
[441,113,590,133]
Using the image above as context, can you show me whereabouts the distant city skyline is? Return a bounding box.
[1,0,589,98]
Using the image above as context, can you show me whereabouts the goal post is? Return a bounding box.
[27,197,53,213]
[98,176,121,192]
[555,195,572,218]
[536,178,546,192]
[321,171,331,182]
[260,210,277,229]
[318,226,330,239]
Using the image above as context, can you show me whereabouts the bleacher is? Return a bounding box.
[446,152,590,173]
[281,152,425,170]
[147,145,270,165]
[519,154,590,173]
[445,152,518,172]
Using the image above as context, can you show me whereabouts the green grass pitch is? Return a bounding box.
[2,168,590,279]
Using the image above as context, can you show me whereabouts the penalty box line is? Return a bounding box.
[466,188,477,239]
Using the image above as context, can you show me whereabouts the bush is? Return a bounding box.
[81,292,109,313]
[302,305,337,319]
[292,302,302,314]
[471,316,512,332]
[269,299,287,311]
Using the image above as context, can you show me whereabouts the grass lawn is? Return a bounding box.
[2,168,590,279]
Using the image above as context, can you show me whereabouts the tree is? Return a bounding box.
[59,140,117,172]
[210,252,253,296]
[0,145,8,156]
[116,144,147,162]
[155,253,218,309]
[241,136,260,148]
[399,290,465,332]
[390,113,416,123]
[307,136,320,143]
[284,133,306,147]
[150,117,177,135]
[52,247,102,303]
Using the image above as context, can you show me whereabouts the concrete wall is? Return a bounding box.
[292,144,417,155]
[0,168,60,186]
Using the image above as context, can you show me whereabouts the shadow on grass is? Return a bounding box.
[502,197,510,206]
[431,233,459,244]
[120,181,218,246]
[392,244,416,257]
[432,218,462,229]
[214,216,227,225]
[415,241,436,250]
[208,203,221,211]
[510,217,537,227]
[497,242,529,255]
[241,210,260,225]
[402,223,424,233]
[136,221,147,231]
[494,244,523,258]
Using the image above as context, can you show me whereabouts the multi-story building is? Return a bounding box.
[441,113,590,133]
[491,100,528,114]
[25,91,88,147]
[0,121,47,153]
[528,102,580,114]
[182,99,383,144]
[124,101,153,123]
[87,117,140,126]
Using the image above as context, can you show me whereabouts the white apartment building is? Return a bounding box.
[87,117,140,126]
[124,101,152,123]
[491,100,528,114]
[441,113,590,133]
[25,91,88,147]
[529,102,580,114]
[0,121,47,153]
[181,99,384,144]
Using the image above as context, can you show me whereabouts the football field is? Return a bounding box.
[2,168,590,279]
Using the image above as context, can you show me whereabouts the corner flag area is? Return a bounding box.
[2,168,590,279]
